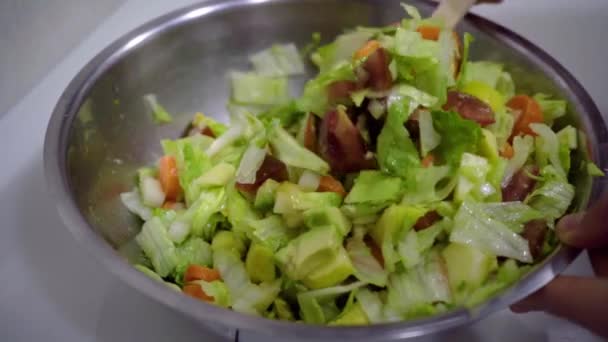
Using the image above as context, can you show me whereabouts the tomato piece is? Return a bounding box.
[159,156,182,201]
[184,265,221,283]
[507,95,544,138]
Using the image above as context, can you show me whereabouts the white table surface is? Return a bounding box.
[1,1,607,341]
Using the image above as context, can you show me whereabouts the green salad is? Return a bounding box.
[122,4,603,325]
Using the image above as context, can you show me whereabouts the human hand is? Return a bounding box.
[511,193,608,338]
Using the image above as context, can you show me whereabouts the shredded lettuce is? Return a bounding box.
[401,165,456,205]
[431,110,482,166]
[235,145,267,184]
[121,190,153,221]
[143,94,173,124]
[418,109,441,157]
[297,62,356,115]
[525,179,575,225]
[386,252,451,316]
[135,217,178,277]
[355,289,385,323]
[481,202,543,233]
[345,171,403,205]
[134,265,181,291]
[230,71,289,105]
[531,123,567,180]
[451,201,532,263]
[502,135,534,187]
[346,231,388,286]
[533,93,567,125]
[311,31,371,73]
[269,122,330,174]
[250,43,305,77]
[193,113,227,137]
[193,280,232,307]
[377,101,420,178]
[174,237,213,281]
[249,215,296,252]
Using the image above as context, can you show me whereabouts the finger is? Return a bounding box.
[589,248,608,277]
[556,192,608,249]
[510,276,608,338]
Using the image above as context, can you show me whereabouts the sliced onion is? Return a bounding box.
[298,170,321,192]
[140,177,166,208]
[235,145,267,184]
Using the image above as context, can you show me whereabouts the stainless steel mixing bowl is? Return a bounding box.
[44,0,608,340]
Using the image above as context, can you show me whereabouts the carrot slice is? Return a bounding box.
[500,142,514,159]
[507,95,544,139]
[421,154,435,168]
[317,175,347,197]
[354,40,381,61]
[159,155,181,201]
[184,265,221,283]
[416,25,441,41]
[183,284,214,302]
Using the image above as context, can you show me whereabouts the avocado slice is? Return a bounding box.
[302,246,354,289]
[211,230,246,258]
[246,243,276,283]
[255,179,280,211]
[275,226,341,280]
[303,207,352,237]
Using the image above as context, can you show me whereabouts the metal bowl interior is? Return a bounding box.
[44,0,608,340]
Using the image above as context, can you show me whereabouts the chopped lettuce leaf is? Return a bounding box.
[249,215,296,252]
[533,93,567,125]
[162,135,213,204]
[121,190,153,221]
[174,237,213,281]
[311,31,371,73]
[387,252,451,316]
[135,217,178,277]
[501,135,534,188]
[134,265,181,291]
[588,162,605,176]
[230,71,289,105]
[297,62,356,115]
[525,179,575,225]
[143,94,173,124]
[481,202,543,233]
[531,123,567,180]
[418,109,441,157]
[250,43,305,77]
[431,110,482,166]
[345,171,403,205]
[456,33,473,89]
[346,234,388,286]
[304,207,352,237]
[401,165,456,205]
[195,163,236,187]
[193,279,232,307]
[274,183,342,214]
[377,101,420,178]
[225,184,261,237]
[269,123,330,174]
[451,201,532,263]
[355,289,384,324]
[235,145,267,184]
[193,113,227,137]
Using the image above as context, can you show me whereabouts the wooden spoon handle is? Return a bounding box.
[431,0,477,30]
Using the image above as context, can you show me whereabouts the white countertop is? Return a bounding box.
[1,1,607,341]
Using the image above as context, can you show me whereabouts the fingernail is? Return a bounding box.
[556,213,582,236]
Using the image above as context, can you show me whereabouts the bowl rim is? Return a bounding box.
[44,0,607,340]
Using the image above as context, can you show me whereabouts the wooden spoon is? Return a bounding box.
[431,0,477,30]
